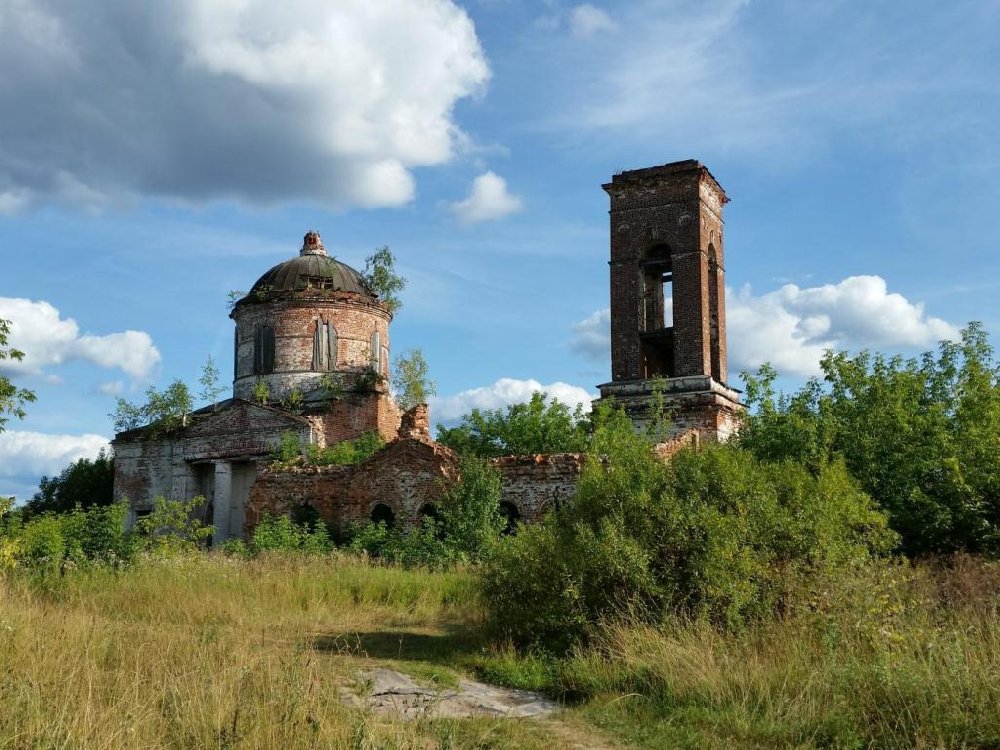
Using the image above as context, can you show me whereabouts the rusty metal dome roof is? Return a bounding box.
[243,231,376,302]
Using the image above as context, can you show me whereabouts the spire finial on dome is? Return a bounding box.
[300,230,327,257]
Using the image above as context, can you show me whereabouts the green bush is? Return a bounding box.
[250,512,333,554]
[347,517,453,569]
[436,391,589,457]
[8,501,136,570]
[346,456,505,568]
[310,431,385,466]
[480,409,896,651]
[134,496,213,555]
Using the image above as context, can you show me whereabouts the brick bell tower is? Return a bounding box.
[595,160,743,441]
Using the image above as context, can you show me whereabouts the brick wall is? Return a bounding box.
[603,160,729,384]
[244,437,461,537]
[232,295,392,404]
[490,453,587,522]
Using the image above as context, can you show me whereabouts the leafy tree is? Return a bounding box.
[392,349,436,410]
[738,322,1000,556]
[437,391,589,457]
[0,317,36,434]
[363,246,406,314]
[25,449,115,516]
[111,379,193,434]
[198,355,225,410]
[437,455,505,562]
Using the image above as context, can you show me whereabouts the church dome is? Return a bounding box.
[241,231,376,303]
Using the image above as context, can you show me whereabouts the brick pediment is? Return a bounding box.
[184,400,309,439]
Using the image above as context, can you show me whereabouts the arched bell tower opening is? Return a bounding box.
[595,160,743,442]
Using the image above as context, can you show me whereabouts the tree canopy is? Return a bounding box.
[25,450,115,517]
[738,322,1000,556]
[436,391,590,457]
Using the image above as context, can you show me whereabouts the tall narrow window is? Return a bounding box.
[640,244,671,332]
[639,244,674,378]
[370,331,382,373]
[708,245,721,382]
[312,319,338,371]
[253,325,275,375]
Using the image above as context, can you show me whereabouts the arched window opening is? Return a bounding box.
[708,245,721,382]
[370,503,395,528]
[370,331,382,374]
[253,325,275,375]
[312,319,338,371]
[640,244,674,378]
[291,502,322,531]
[499,501,521,536]
[418,502,444,537]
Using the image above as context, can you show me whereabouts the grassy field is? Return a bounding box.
[2,553,998,749]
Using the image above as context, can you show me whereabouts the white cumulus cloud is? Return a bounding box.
[569,275,958,378]
[430,378,595,424]
[0,297,161,380]
[569,308,611,360]
[569,5,617,38]
[0,0,489,211]
[450,171,523,223]
[727,275,958,377]
[0,431,110,479]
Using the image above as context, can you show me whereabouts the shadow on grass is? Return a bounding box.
[313,626,484,664]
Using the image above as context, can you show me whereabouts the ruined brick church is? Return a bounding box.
[113,160,742,543]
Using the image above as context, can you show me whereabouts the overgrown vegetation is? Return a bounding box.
[111,379,193,434]
[739,322,1000,556]
[348,455,504,568]
[482,407,895,651]
[271,430,386,469]
[24,449,115,517]
[363,245,406,314]
[392,348,436,410]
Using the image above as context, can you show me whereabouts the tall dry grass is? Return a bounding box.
[0,553,551,749]
[525,556,1000,749]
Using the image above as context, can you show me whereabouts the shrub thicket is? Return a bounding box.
[481,409,896,651]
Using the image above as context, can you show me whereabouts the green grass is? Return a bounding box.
[2,552,998,748]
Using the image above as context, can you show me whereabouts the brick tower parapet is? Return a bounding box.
[595,160,743,441]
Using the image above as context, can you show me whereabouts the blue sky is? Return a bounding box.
[1,0,998,500]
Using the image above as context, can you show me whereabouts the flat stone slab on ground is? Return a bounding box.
[341,667,561,719]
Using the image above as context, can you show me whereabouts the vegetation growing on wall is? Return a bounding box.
[110,379,193,434]
[362,246,406,314]
[392,348,436,410]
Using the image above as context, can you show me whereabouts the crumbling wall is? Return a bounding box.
[244,437,460,537]
[490,453,587,522]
